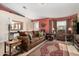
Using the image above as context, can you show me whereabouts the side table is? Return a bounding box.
[3,39,22,56]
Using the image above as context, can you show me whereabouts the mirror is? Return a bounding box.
[10,20,23,31]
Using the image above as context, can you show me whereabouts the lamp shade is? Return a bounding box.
[68,27,72,31]
[52,28,55,31]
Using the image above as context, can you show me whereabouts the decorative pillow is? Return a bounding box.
[29,33,32,40]
[39,31,43,37]
[34,31,39,37]
[19,32,27,36]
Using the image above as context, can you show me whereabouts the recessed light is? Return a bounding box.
[41,3,45,5]
[23,6,27,9]
[39,3,47,6]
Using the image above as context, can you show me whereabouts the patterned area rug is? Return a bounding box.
[28,40,69,56]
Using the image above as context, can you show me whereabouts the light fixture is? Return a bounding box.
[39,3,47,6]
[41,3,47,5]
[52,28,55,31]
[68,27,72,31]
[41,3,45,5]
[23,6,27,9]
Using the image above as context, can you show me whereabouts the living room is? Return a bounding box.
[0,3,79,56]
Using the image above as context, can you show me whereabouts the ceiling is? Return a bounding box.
[2,3,79,19]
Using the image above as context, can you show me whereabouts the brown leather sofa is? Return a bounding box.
[17,31,45,51]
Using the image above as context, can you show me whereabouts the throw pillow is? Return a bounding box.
[19,32,27,36]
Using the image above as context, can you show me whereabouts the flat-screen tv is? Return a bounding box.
[77,22,79,34]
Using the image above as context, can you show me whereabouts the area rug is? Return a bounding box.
[28,40,69,56]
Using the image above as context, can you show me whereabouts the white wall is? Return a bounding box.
[0,10,33,42]
[3,3,79,19]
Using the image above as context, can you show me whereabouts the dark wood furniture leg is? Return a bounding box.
[4,42,6,54]
[9,44,11,56]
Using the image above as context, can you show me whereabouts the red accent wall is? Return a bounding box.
[39,18,50,33]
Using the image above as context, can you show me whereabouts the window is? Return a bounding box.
[33,21,39,31]
[57,20,67,31]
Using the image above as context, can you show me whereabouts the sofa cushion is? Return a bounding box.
[31,37,39,43]
[39,31,43,37]
[34,31,40,37]
[28,34,32,40]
